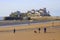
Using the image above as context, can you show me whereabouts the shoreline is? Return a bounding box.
[0,20,60,27]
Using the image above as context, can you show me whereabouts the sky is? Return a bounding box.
[0,0,60,17]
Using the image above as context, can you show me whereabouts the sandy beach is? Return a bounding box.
[0,21,60,40]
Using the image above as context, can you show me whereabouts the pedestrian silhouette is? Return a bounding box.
[13,28,16,34]
[44,28,46,33]
[38,28,40,33]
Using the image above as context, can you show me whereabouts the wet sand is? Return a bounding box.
[0,21,60,40]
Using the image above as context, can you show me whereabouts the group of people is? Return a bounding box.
[13,28,47,34]
[34,28,47,33]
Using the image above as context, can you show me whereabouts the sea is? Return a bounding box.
[0,17,4,20]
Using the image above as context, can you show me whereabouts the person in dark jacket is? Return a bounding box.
[38,28,41,33]
[44,28,46,33]
[13,28,16,34]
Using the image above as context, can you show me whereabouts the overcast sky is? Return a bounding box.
[0,0,60,17]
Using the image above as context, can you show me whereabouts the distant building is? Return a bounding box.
[27,8,50,17]
[10,11,21,17]
[4,8,51,20]
[38,8,50,16]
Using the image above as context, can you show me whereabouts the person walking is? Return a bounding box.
[38,28,41,33]
[13,28,16,34]
[44,28,46,33]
